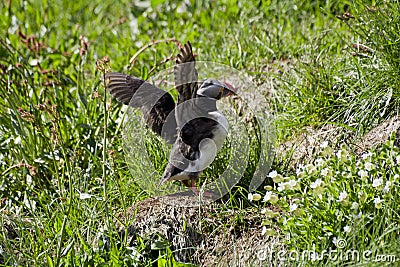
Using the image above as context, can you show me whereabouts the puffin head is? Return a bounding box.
[197,78,236,100]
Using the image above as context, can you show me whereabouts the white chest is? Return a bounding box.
[187,111,229,172]
[208,110,228,149]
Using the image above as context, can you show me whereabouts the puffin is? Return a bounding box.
[105,42,236,193]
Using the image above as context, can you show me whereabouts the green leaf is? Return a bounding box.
[151,240,170,250]
[151,0,167,9]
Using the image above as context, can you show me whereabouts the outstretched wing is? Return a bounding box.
[174,41,198,105]
[105,72,177,143]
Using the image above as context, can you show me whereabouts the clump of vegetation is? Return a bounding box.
[253,135,400,264]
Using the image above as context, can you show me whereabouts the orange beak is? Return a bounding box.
[221,81,237,97]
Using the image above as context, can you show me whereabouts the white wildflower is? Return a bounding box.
[373,197,384,209]
[343,226,351,233]
[288,179,298,188]
[321,167,332,177]
[336,149,350,162]
[372,178,383,190]
[361,152,372,160]
[248,192,262,202]
[351,202,359,210]
[263,191,279,204]
[268,170,284,183]
[296,166,305,178]
[261,226,267,235]
[268,170,278,178]
[305,164,318,175]
[353,212,362,220]
[260,208,267,214]
[315,158,325,167]
[310,179,325,195]
[310,179,323,189]
[383,181,392,193]
[277,182,287,192]
[320,141,329,149]
[364,162,375,172]
[358,169,369,180]
[338,191,348,203]
[261,226,274,236]
[289,203,298,212]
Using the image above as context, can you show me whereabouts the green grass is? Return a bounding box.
[1,0,400,266]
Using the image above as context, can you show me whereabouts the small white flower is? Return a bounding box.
[351,202,359,210]
[310,179,323,189]
[341,171,351,179]
[364,162,375,171]
[269,170,284,183]
[353,212,362,220]
[296,167,305,178]
[305,164,318,175]
[320,141,329,149]
[373,197,384,209]
[261,226,267,235]
[263,191,272,202]
[332,237,339,245]
[248,193,262,202]
[260,208,267,214]
[277,182,286,192]
[310,179,325,195]
[358,169,369,179]
[338,191,348,203]
[289,203,298,212]
[268,170,278,178]
[315,158,325,167]
[321,167,332,177]
[14,136,22,145]
[396,155,400,164]
[261,226,274,236]
[361,152,372,160]
[336,149,349,162]
[263,191,279,203]
[372,178,383,189]
[288,179,298,188]
[383,181,392,193]
[343,226,351,233]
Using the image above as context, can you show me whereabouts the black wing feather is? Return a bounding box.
[105,72,177,143]
[174,41,198,105]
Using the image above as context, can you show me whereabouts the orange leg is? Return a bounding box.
[182,179,214,198]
